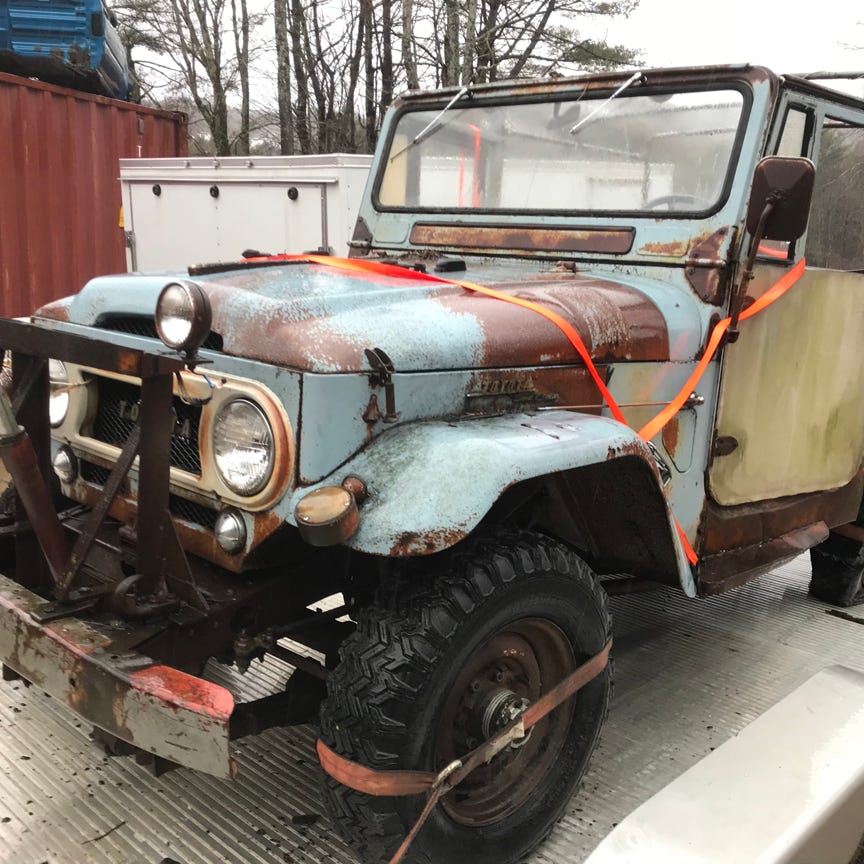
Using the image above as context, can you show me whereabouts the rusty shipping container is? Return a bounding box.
[0,71,187,317]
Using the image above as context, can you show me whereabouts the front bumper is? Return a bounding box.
[0,572,236,778]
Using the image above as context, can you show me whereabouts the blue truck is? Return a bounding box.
[0,0,129,99]
[0,64,861,864]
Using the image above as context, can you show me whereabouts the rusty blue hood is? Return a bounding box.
[37,260,705,372]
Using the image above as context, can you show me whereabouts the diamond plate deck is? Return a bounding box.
[1,555,862,864]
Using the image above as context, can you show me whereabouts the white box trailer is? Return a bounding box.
[119,154,372,272]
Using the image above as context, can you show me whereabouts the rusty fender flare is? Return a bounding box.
[288,411,695,591]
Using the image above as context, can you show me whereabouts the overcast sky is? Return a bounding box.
[581,0,864,95]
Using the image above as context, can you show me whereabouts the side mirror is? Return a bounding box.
[728,157,816,344]
[746,156,815,242]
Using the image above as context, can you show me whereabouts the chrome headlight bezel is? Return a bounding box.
[212,398,275,497]
[155,280,212,355]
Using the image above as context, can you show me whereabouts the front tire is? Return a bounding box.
[319,532,612,864]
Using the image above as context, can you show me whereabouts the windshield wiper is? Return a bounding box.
[389,85,471,162]
[569,71,645,135]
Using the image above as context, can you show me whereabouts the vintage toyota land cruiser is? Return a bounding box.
[0,64,862,864]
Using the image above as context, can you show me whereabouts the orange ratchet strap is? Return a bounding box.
[316,639,612,864]
[251,253,808,565]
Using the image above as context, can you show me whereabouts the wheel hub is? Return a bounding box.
[478,688,532,748]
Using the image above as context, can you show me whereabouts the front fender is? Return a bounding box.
[288,411,695,592]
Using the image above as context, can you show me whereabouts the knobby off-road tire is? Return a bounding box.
[319,531,612,864]
[809,508,864,607]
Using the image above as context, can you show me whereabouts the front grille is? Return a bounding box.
[97,315,224,352]
[80,462,217,530]
[91,376,203,475]
[169,495,218,530]
[81,460,111,485]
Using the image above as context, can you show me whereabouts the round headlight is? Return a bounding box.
[212,399,274,496]
[49,359,69,427]
[155,280,212,355]
[214,508,247,553]
[52,446,78,483]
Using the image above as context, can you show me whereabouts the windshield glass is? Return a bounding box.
[377,88,746,214]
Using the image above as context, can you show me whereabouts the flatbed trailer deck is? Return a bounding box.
[1,554,862,864]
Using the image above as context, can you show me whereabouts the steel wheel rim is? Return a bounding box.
[434,617,576,826]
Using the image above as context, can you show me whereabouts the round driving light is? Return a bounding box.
[212,399,275,496]
[52,446,78,483]
[295,486,359,547]
[214,509,247,554]
[48,359,69,427]
[155,280,212,355]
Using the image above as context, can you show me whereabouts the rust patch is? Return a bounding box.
[33,299,70,322]
[641,229,731,293]
[698,521,829,595]
[342,475,368,502]
[389,527,468,556]
[66,658,88,714]
[261,317,367,371]
[464,367,602,416]
[68,479,281,573]
[198,260,666,372]
[606,438,652,463]
[687,226,730,260]
[526,367,599,409]
[249,509,285,548]
[409,223,634,255]
[201,271,369,371]
[639,240,689,257]
[683,227,734,304]
[684,265,728,305]
[700,468,864,554]
[662,416,679,456]
[116,349,140,376]
[44,623,110,656]
[112,684,134,742]
[440,274,669,367]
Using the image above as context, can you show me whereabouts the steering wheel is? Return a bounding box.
[644,194,711,211]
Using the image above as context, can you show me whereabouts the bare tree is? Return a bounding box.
[121,0,641,155]
[163,0,232,154]
[116,0,267,155]
[409,0,639,85]
[379,0,394,120]
[112,0,163,102]
[401,0,420,90]
[230,0,251,154]
[274,0,294,154]
[289,0,313,152]
[361,0,376,151]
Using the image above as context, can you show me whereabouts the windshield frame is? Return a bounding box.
[372,82,754,221]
